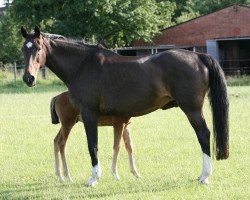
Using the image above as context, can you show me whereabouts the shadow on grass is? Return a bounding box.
[0,177,200,199]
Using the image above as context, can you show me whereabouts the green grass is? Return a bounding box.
[0,73,250,199]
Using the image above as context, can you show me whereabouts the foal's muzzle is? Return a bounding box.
[23,74,35,87]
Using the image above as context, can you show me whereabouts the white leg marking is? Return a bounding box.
[128,155,141,178]
[199,153,212,184]
[54,144,64,182]
[111,156,120,180]
[85,164,102,187]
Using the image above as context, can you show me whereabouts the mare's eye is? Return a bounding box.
[36,52,40,62]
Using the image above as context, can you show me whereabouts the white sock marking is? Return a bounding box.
[199,153,212,184]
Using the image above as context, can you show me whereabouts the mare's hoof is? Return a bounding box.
[198,177,209,185]
[85,177,98,187]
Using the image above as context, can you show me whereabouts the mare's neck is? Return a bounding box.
[44,39,91,85]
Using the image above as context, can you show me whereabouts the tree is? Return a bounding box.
[9,0,176,47]
[0,10,23,63]
[0,0,176,63]
[175,0,199,23]
[192,0,250,15]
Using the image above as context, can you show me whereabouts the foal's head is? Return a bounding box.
[21,26,46,87]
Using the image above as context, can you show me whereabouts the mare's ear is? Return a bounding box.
[21,26,27,38]
[34,25,40,37]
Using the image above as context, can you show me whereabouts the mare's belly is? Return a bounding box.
[77,115,113,126]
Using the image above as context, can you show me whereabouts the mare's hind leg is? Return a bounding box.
[122,126,140,178]
[111,118,125,180]
[58,126,73,182]
[184,110,212,184]
[54,129,64,181]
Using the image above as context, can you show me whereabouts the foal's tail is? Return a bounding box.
[50,96,59,124]
[199,54,229,160]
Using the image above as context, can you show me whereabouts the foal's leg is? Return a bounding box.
[54,129,64,181]
[185,110,212,184]
[122,126,141,178]
[54,126,73,182]
[58,126,73,181]
[111,119,125,180]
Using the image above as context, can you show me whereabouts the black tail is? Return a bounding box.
[199,54,229,160]
[50,96,59,124]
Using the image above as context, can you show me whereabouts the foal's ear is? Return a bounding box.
[21,26,27,38]
[34,25,40,37]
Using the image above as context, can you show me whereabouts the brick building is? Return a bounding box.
[117,4,250,75]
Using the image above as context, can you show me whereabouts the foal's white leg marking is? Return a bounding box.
[123,128,141,178]
[111,155,120,180]
[54,145,64,182]
[26,42,33,49]
[85,163,102,187]
[61,152,73,182]
[128,154,141,178]
[198,153,212,184]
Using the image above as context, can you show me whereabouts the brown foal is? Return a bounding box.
[51,91,140,181]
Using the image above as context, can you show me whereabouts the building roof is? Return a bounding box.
[133,4,250,47]
[161,4,250,32]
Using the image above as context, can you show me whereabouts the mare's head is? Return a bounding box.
[21,26,46,87]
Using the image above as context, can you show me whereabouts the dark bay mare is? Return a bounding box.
[51,91,140,182]
[21,26,229,186]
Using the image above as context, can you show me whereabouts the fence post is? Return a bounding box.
[42,66,46,79]
[13,62,17,83]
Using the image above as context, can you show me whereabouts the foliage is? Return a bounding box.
[0,11,23,63]
[1,0,250,63]
[191,0,250,15]
[0,0,176,62]
[175,0,199,23]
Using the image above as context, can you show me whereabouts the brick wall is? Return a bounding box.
[134,5,250,47]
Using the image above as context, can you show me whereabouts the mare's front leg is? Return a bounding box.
[123,126,141,178]
[81,109,101,187]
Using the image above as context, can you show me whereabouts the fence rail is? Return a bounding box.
[219,60,250,75]
[1,60,249,83]
[0,63,47,82]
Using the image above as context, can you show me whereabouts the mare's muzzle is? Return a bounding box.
[23,73,35,87]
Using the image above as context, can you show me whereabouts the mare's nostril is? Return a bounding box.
[30,76,35,82]
[23,74,35,85]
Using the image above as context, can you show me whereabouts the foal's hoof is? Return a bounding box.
[57,176,65,182]
[131,170,141,178]
[111,171,121,181]
[66,176,73,182]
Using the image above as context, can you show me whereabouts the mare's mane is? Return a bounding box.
[41,32,112,54]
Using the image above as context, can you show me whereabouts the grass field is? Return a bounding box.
[0,72,250,199]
